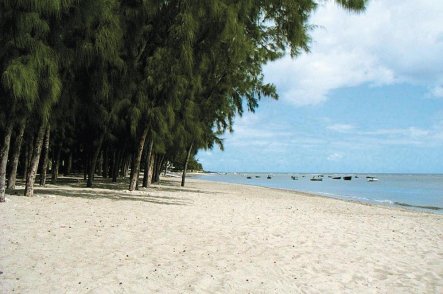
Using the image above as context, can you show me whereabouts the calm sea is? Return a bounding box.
[196,173,443,214]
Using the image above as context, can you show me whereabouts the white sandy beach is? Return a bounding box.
[1,177,442,293]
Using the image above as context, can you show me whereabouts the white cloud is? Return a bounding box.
[431,85,443,98]
[264,0,443,106]
[336,125,443,147]
[327,153,344,161]
[327,123,355,133]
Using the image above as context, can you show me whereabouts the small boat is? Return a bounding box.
[267,175,272,179]
[332,176,341,180]
[291,176,298,180]
[246,176,252,179]
[343,176,352,181]
[255,176,260,178]
[310,176,322,181]
[367,177,378,182]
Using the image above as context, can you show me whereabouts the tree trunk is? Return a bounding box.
[157,156,165,182]
[129,127,149,191]
[102,148,108,178]
[142,139,154,188]
[87,134,104,187]
[181,143,193,187]
[51,145,61,184]
[7,119,26,190]
[23,138,32,180]
[96,152,103,175]
[64,152,72,176]
[39,125,51,186]
[0,121,14,202]
[83,152,88,181]
[111,150,118,182]
[126,155,131,178]
[151,154,158,184]
[163,160,168,176]
[122,155,130,178]
[24,123,46,197]
[152,154,164,184]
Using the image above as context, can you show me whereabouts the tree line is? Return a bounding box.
[0,0,366,202]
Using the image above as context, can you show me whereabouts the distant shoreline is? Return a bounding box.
[194,173,443,215]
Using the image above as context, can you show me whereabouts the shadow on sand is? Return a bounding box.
[9,175,209,206]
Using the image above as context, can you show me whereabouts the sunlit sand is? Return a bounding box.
[1,176,442,293]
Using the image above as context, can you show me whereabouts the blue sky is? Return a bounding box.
[198,0,443,173]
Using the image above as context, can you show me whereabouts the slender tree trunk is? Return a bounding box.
[163,160,168,176]
[152,154,164,184]
[97,152,103,175]
[102,148,108,178]
[111,150,117,182]
[119,154,125,177]
[151,154,158,184]
[120,154,132,178]
[87,134,104,187]
[129,127,149,191]
[25,123,46,197]
[51,145,61,184]
[157,156,165,182]
[181,143,193,187]
[39,125,51,186]
[0,121,14,202]
[83,152,88,181]
[23,136,32,180]
[122,155,130,178]
[64,152,72,176]
[142,140,154,188]
[7,119,26,190]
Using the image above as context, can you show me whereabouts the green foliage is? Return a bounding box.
[0,0,368,187]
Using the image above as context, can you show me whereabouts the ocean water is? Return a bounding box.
[195,173,443,214]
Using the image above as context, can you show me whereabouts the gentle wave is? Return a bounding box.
[374,199,394,204]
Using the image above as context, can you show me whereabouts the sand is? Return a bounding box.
[1,176,442,293]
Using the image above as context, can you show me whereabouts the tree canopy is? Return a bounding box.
[0,0,367,201]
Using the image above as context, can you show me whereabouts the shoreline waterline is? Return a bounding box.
[194,173,443,214]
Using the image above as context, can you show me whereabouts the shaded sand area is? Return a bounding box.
[1,177,442,293]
